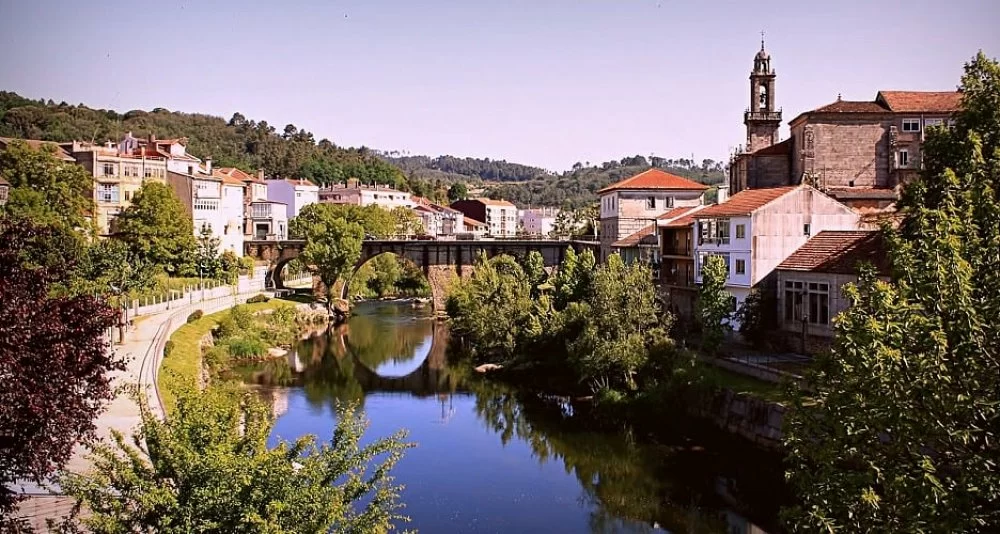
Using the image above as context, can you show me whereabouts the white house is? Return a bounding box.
[412,196,461,237]
[218,174,246,254]
[166,171,230,252]
[267,178,319,219]
[598,169,708,260]
[247,200,288,240]
[692,185,862,325]
[318,180,414,210]
[520,207,560,236]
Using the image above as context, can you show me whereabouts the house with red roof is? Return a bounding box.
[775,230,888,352]
[727,41,961,212]
[692,185,862,327]
[598,168,709,260]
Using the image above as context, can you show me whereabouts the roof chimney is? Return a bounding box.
[205,157,212,174]
[148,132,155,145]
[257,169,264,180]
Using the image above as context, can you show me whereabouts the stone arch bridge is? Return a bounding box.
[245,239,599,311]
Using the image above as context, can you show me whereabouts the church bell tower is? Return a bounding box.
[744,36,781,153]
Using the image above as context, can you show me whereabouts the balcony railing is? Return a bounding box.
[744,110,782,122]
[662,245,692,257]
[250,204,273,218]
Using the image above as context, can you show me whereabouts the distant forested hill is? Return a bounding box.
[482,156,726,208]
[380,153,549,182]
[0,91,407,189]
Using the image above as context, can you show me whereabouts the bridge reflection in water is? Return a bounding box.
[236,303,467,408]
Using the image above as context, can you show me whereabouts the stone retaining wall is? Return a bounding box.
[692,389,787,449]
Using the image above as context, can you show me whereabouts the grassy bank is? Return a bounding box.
[159,299,295,412]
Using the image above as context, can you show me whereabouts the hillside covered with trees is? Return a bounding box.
[0,91,407,189]
[0,90,724,208]
[483,156,726,208]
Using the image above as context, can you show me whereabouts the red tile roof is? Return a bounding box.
[810,99,889,113]
[213,170,246,187]
[0,176,9,186]
[463,216,487,228]
[777,231,889,275]
[276,178,317,187]
[597,168,709,194]
[877,91,962,113]
[694,186,799,218]
[657,205,706,228]
[612,224,658,248]
[0,137,76,161]
[477,197,516,207]
[217,167,264,184]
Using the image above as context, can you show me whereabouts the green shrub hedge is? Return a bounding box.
[186,310,204,323]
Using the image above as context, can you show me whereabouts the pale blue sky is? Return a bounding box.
[1,0,997,171]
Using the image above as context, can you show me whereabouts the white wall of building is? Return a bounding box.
[485,204,517,237]
[220,183,245,254]
[266,180,319,220]
[521,209,560,235]
[360,188,413,209]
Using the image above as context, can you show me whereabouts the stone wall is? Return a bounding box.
[791,118,892,189]
[691,388,786,449]
[749,153,791,189]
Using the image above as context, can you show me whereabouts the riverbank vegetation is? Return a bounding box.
[59,383,413,533]
[159,297,313,410]
[447,249,710,402]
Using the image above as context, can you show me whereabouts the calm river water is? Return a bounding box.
[237,302,785,533]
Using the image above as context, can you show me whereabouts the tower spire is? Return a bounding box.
[761,30,765,51]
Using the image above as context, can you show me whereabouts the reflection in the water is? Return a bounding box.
[241,301,782,533]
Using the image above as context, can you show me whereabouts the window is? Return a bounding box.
[698,218,731,245]
[898,149,910,168]
[97,183,119,203]
[803,223,811,236]
[646,197,656,209]
[924,118,944,128]
[735,259,746,275]
[902,118,921,132]
[144,166,153,178]
[784,280,830,324]
[735,224,746,239]
[187,165,194,175]
[698,252,730,275]
[124,190,131,201]
[194,199,219,211]
[102,163,115,176]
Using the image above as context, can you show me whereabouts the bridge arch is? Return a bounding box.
[245,239,598,309]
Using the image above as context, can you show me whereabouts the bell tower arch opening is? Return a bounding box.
[745,33,782,153]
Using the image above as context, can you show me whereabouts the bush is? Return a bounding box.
[186,310,203,323]
[246,294,270,304]
[226,337,267,359]
[202,345,231,369]
[163,340,175,357]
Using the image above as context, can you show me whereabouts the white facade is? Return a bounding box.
[693,185,863,325]
[520,208,560,236]
[359,188,413,209]
[192,176,226,244]
[248,201,289,240]
[484,202,517,237]
[220,182,245,254]
[266,179,319,219]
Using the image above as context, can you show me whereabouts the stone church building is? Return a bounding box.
[728,41,962,211]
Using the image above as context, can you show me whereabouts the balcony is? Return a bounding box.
[250,203,274,218]
[744,110,782,122]
[662,245,692,257]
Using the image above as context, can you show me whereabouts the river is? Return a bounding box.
[236,301,786,533]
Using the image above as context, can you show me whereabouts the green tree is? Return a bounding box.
[114,182,197,276]
[59,383,411,533]
[551,248,596,310]
[195,224,222,279]
[784,52,1000,533]
[446,253,541,360]
[366,254,402,297]
[390,205,423,236]
[697,255,732,355]
[79,238,156,342]
[447,182,468,202]
[290,204,365,310]
[294,203,394,239]
[0,139,94,234]
[568,255,667,390]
